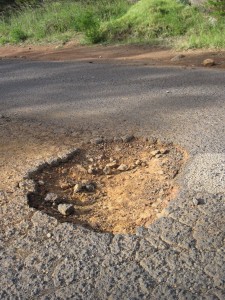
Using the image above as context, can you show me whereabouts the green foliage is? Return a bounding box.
[0,0,225,49]
[10,27,28,42]
[0,0,130,44]
[207,0,225,16]
[98,0,198,43]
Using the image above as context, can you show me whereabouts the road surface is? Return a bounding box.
[0,60,225,299]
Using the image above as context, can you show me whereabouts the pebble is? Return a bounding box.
[106,161,118,168]
[135,160,141,165]
[160,148,169,154]
[193,197,205,206]
[151,150,160,156]
[117,164,128,171]
[58,204,74,216]
[73,183,83,193]
[47,233,52,238]
[103,166,111,175]
[44,193,58,202]
[88,167,95,174]
[85,183,95,192]
[90,137,104,144]
[193,198,199,206]
[122,134,134,143]
[202,58,215,67]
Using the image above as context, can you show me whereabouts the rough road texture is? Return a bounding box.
[0,60,225,299]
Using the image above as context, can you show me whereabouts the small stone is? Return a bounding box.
[106,161,118,168]
[103,166,111,175]
[117,164,128,171]
[160,148,169,154]
[47,233,52,238]
[85,184,95,192]
[38,180,44,185]
[135,160,141,166]
[88,167,95,174]
[193,198,199,206]
[151,150,160,156]
[58,204,74,216]
[91,137,104,144]
[158,170,164,175]
[202,58,215,67]
[45,193,58,202]
[193,197,205,206]
[122,134,134,143]
[73,183,83,193]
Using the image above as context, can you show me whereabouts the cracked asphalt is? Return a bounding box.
[0,60,225,299]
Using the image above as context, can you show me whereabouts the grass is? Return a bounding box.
[0,0,225,49]
[0,0,131,44]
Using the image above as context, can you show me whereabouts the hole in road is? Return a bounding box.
[28,137,187,234]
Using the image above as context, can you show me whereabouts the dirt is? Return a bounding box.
[1,42,225,68]
[28,137,187,234]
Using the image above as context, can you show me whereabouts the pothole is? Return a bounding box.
[28,136,187,234]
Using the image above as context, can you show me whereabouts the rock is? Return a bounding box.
[85,183,95,192]
[117,164,128,171]
[103,166,111,175]
[106,161,118,168]
[122,134,134,143]
[88,167,95,174]
[160,148,169,154]
[73,183,83,193]
[170,54,185,62]
[47,233,52,238]
[58,204,74,216]
[193,197,205,206]
[45,193,58,202]
[202,58,215,67]
[90,137,104,144]
[135,160,141,166]
[151,150,160,156]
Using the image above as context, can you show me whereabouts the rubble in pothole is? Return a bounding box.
[27,136,188,234]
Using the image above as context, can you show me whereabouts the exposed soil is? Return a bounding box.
[1,42,225,69]
[28,137,187,234]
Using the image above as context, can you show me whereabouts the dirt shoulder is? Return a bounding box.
[1,43,225,69]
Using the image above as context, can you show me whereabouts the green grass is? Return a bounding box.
[0,0,131,44]
[1,0,225,49]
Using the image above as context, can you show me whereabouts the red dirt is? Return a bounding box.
[1,42,225,69]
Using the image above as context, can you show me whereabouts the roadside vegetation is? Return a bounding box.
[0,0,225,49]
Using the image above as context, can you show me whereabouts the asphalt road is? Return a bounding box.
[0,60,225,299]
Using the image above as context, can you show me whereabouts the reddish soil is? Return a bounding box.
[1,42,225,68]
[28,138,187,234]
